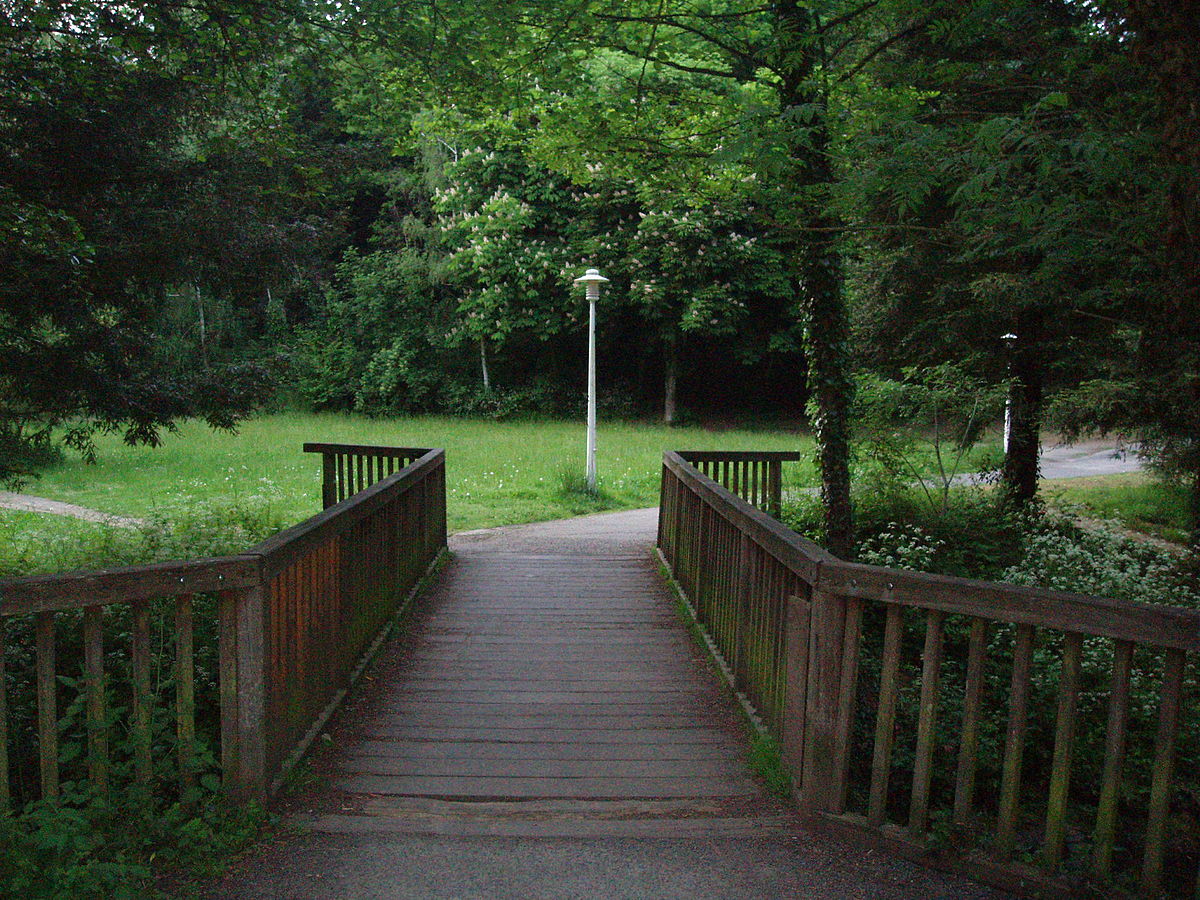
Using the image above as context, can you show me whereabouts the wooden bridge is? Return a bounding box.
[1,445,1197,897]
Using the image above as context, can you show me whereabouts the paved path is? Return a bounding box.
[207,510,1007,900]
[0,491,144,527]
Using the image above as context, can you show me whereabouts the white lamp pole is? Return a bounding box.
[574,268,609,492]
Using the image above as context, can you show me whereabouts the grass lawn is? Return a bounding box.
[20,412,817,534]
[1042,471,1191,545]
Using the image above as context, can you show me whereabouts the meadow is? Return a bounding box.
[17,412,817,534]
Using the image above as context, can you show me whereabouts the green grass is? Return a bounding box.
[21,412,816,534]
[1042,472,1191,545]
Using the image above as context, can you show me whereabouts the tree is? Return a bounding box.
[839,0,1161,509]
[0,0,335,480]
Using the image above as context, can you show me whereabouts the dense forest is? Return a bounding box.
[1,1,1197,550]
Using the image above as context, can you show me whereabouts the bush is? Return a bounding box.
[782,484,1023,578]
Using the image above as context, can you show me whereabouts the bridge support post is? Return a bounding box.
[219,580,268,801]
[799,584,845,812]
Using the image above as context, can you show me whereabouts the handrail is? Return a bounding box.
[303,442,431,508]
[660,449,1200,897]
[677,449,801,517]
[0,446,447,808]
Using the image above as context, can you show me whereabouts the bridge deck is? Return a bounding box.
[311,547,793,837]
[211,510,1006,898]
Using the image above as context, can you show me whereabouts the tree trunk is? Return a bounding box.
[1001,309,1044,507]
[663,329,679,425]
[776,0,855,557]
[480,336,491,393]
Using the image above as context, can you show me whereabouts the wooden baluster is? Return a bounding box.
[355,454,364,494]
[801,589,848,811]
[0,618,8,809]
[1092,639,1133,880]
[868,604,904,826]
[336,453,346,502]
[996,624,1036,857]
[176,596,196,795]
[218,590,241,792]
[832,598,864,814]
[781,593,812,779]
[775,459,785,517]
[83,605,109,795]
[321,452,336,508]
[909,609,945,837]
[1140,649,1186,895]
[953,618,989,825]
[35,612,58,799]
[1043,632,1084,868]
[131,600,153,787]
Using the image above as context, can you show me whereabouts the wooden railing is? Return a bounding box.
[677,450,801,517]
[0,446,446,806]
[304,443,431,509]
[660,450,1199,897]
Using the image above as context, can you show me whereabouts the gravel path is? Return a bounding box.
[0,491,144,528]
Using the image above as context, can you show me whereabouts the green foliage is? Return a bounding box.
[854,363,1005,512]
[0,501,285,578]
[784,485,1022,579]
[747,734,793,800]
[0,789,272,898]
[1002,512,1199,609]
[1043,474,1192,546]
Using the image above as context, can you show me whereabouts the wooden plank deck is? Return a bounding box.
[305,548,795,838]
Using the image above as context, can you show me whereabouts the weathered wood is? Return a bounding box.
[1043,632,1084,868]
[1140,648,1186,895]
[801,588,846,811]
[0,556,258,615]
[825,561,1200,653]
[1092,639,1133,880]
[234,583,267,800]
[780,595,812,780]
[131,600,153,787]
[996,624,1036,857]
[219,589,241,793]
[83,605,108,794]
[663,452,834,583]
[868,604,904,827]
[176,595,196,794]
[320,452,336,509]
[832,598,863,815]
[36,612,58,799]
[303,442,430,459]
[952,617,988,825]
[909,609,945,837]
[248,449,444,577]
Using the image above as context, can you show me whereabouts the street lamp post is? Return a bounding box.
[574,268,609,493]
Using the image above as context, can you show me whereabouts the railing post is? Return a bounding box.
[781,593,812,784]
[769,459,783,517]
[321,452,336,509]
[220,578,268,801]
[800,578,845,811]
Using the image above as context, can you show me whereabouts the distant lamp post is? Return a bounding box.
[574,268,609,493]
[1001,333,1017,454]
